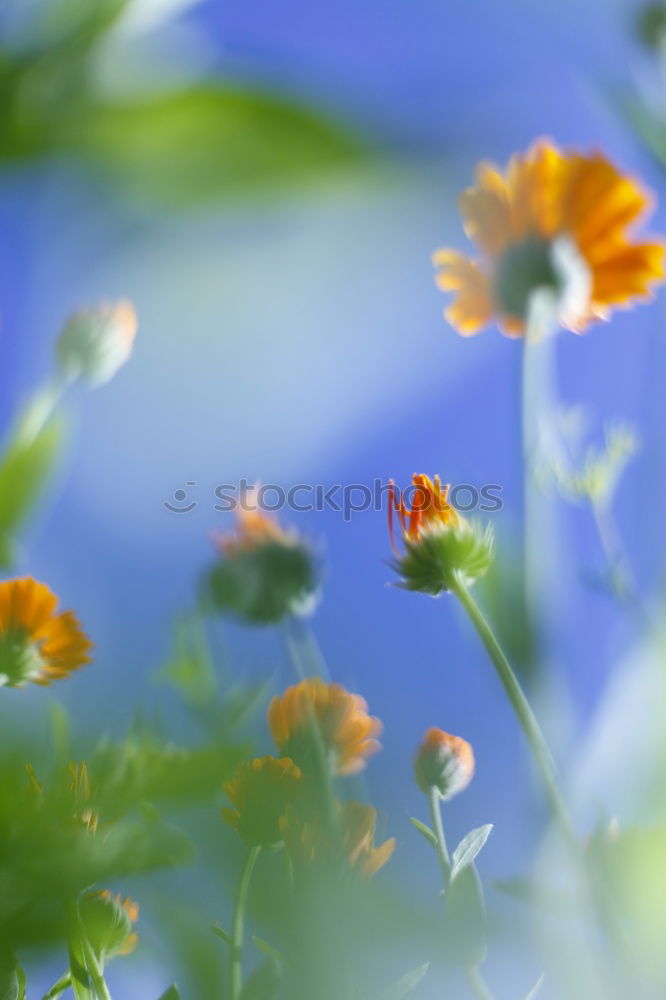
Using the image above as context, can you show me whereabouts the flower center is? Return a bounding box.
[494,235,592,329]
[0,627,44,687]
[494,237,561,320]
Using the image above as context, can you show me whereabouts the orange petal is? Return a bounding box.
[433,250,495,336]
[591,242,666,306]
[459,162,513,256]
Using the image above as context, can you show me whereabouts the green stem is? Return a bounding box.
[40,973,73,1000]
[15,375,69,448]
[428,787,450,887]
[282,618,339,833]
[466,966,494,1000]
[450,574,575,849]
[80,937,112,1000]
[230,845,261,1000]
[429,790,493,998]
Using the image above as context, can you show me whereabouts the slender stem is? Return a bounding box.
[450,574,575,849]
[230,845,261,1000]
[282,619,339,833]
[40,973,72,1000]
[81,937,112,1000]
[15,375,69,448]
[429,789,493,999]
[466,966,494,1000]
[428,787,450,887]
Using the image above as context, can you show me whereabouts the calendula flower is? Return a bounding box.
[281,800,395,878]
[268,678,382,777]
[414,728,475,800]
[206,489,319,624]
[388,475,494,593]
[56,301,137,386]
[433,139,665,336]
[222,756,303,848]
[0,577,92,687]
[79,890,139,960]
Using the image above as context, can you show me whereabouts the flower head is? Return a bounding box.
[281,800,395,879]
[206,489,319,624]
[222,755,303,847]
[268,678,382,777]
[388,476,494,593]
[56,301,137,386]
[414,728,475,800]
[434,140,665,336]
[0,577,92,687]
[79,890,139,960]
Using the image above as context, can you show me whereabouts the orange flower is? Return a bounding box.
[281,800,395,878]
[0,577,92,687]
[268,678,382,776]
[434,139,665,336]
[222,756,303,847]
[414,728,475,800]
[388,474,459,552]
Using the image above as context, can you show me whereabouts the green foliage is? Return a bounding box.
[0,2,368,206]
[441,864,487,970]
[157,988,181,1000]
[409,817,438,849]
[0,949,22,1000]
[449,825,493,883]
[379,963,429,1000]
[79,87,366,207]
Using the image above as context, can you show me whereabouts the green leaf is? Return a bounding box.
[521,974,545,999]
[239,960,280,1000]
[379,963,429,1000]
[442,865,487,969]
[0,949,21,1000]
[15,967,26,1000]
[450,825,493,882]
[74,86,367,207]
[0,417,62,568]
[212,924,232,946]
[157,987,181,1000]
[409,817,438,849]
[253,936,284,967]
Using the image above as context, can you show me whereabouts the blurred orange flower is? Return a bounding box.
[0,577,92,687]
[216,485,294,556]
[434,139,665,336]
[282,800,395,878]
[268,678,382,776]
[222,755,303,847]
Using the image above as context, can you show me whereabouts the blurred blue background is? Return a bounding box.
[2,0,666,995]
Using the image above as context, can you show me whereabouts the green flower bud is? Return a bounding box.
[78,891,138,961]
[56,301,137,387]
[392,519,495,594]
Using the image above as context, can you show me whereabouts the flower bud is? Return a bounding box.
[394,518,495,594]
[388,475,494,594]
[414,728,475,800]
[56,301,137,387]
[78,891,138,961]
